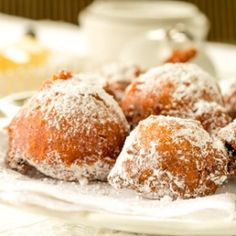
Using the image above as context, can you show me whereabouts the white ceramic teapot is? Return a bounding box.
[80,0,215,75]
[120,25,216,75]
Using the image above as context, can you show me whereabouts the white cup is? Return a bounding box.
[79,1,209,65]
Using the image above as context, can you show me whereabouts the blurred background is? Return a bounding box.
[0,0,235,101]
[0,0,235,44]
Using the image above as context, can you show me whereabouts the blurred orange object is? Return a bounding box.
[165,48,197,63]
[0,35,49,71]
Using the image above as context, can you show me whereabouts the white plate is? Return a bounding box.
[0,42,236,236]
[3,204,236,236]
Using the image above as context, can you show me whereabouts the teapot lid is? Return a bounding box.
[82,0,201,22]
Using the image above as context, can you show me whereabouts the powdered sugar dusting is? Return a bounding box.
[123,63,225,128]
[23,75,129,136]
[99,63,143,102]
[1,128,236,223]
[218,120,236,146]
[194,101,226,115]
[27,155,112,183]
[141,115,212,152]
[192,100,231,133]
[109,115,228,200]
[138,63,222,104]
[8,73,129,182]
[74,73,107,87]
[100,63,142,83]
[221,79,236,119]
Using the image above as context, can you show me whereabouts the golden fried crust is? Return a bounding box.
[108,116,229,200]
[9,107,124,165]
[41,70,72,89]
[121,64,225,130]
[104,80,131,104]
[122,80,182,125]
[218,120,236,175]
[224,85,236,119]
[101,64,143,103]
[193,102,232,133]
[7,72,129,182]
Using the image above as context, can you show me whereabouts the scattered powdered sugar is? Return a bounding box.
[73,73,107,87]
[123,63,225,129]
[141,115,212,152]
[108,115,228,199]
[8,73,130,183]
[192,100,231,133]
[212,137,228,154]
[218,120,236,145]
[219,78,236,95]
[208,173,227,186]
[26,154,112,183]
[99,63,143,102]
[137,63,221,104]
[100,63,142,83]
[193,100,226,115]
[1,129,236,222]
[28,75,129,133]
[220,79,236,118]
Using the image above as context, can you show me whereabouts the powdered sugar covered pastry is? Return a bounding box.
[193,101,231,133]
[108,115,229,200]
[121,63,226,130]
[7,70,129,182]
[218,119,236,175]
[100,63,143,103]
[223,81,236,119]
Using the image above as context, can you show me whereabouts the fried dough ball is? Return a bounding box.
[108,115,229,200]
[7,70,129,182]
[121,63,225,130]
[223,81,236,119]
[193,101,231,133]
[218,120,236,175]
[101,63,143,103]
